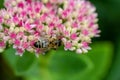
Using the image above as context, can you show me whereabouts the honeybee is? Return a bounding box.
[33,36,62,53]
[33,37,50,52]
[49,37,62,50]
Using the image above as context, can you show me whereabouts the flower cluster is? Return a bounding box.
[0,0,100,56]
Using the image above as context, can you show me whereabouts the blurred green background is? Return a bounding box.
[0,0,120,80]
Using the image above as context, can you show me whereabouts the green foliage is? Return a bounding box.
[2,42,112,80]
[85,42,113,80]
[0,0,4,9]
[27,42,113,80]
[3,47,36,76]
[106,37,120,80]
[45,42,113,80]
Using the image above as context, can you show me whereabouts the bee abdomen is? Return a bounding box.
[34,41,41,48]
[34,40,49,48]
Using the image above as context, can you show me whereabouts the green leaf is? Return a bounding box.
[45,42,113,80]
[85,42,113,80]
[31,41,113,80]
[2,42,113,80]
[47,48,93,80]
[106,37,120,80]
[3,47,36,76]
[3,47,18,68]
[0,0,4,9]
[16,51,36,73]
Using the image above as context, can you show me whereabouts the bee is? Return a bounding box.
[49,36,62,50]
[33,37,50,52]
[33,36,62,53]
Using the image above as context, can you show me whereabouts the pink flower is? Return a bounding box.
[0,0,100,56]
[70,33,77,40]
[72,21,78,28]
[49,22,55,28]
[26,0,32,3]
[82,42,89,48]
[40,14,47,21]
[65,42,72,50]
[18,2,24,8]
[14,39,20,46]
[13,16,19,23]
[62,11,68,18]
[22,42,29,49]
[10,32,17,39]
[0,41,5,48]
[82,29,89,36]
[16,48,24,56]
[21,11,27,17]
[0,17,3,23]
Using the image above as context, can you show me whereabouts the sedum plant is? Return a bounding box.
[0,0,100,56]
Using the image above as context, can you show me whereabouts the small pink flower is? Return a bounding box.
[82,42,89,48]
[4,28,9,34]
[65,42,72,50]
[21,11,27,17]
[62,11,68,18]
[49,22,55,28]
[18,20,23,26]
[82,29,89,36]
[30,40,36,46]
[40,13,47,22]
[16,48,24,56]
[78,16,83,21]
[35,7,41,13]
[35,48,42,57]
[27,7,33,12]
[72,21,78,28]
[70,33,77,40]
[18,2,24,8]
[24,23,35,30]
[17,32,24,38]
[64,30,70,36]
[10,32,17,39]
[26,0,32,3]
[13,16,19,23]
[69,0,75,7]
[14,39,20,46]
[0,17,3,23]
[89,22,94,28]
[0,41,5,47]
[22,42,29,49]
